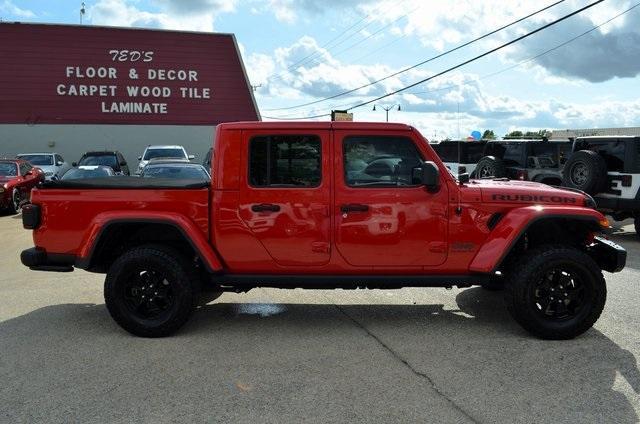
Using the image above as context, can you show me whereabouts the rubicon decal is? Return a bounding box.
[491,194,577,203]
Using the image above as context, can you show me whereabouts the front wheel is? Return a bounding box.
[504,245,606,340]
[104,245,200,337]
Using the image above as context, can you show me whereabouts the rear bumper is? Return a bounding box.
[20,247,75,272]
[588,236,626,273]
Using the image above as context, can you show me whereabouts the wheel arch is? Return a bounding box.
[469,206,606,274]
[76,213,224,274]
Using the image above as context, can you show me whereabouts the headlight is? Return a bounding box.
[0,187,4,193]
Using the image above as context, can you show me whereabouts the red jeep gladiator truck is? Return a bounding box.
[20,122,625,339]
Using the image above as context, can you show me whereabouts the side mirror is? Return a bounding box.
[412,161,440,191]
[458,165,467,174]
[458,173,470,184]
[138,156,142,161]
[120,161,127,166]
[25,170,33,176]
[56,161,64,166]
[72,162,77,167]
[188,155,195,160]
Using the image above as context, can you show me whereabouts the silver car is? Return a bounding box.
[16,153,71,181]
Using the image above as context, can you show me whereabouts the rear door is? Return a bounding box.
[334,130,448,268]
[238,130,331,266]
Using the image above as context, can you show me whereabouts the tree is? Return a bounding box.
[504,130,523,139]
[481,130,496,140]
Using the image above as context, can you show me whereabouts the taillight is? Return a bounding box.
[516,170,528,180]
[22,203,41,229]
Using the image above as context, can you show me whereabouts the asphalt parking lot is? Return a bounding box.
[1,213,638,423]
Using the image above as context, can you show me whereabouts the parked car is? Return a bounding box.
[61,165,116,180]
[561,136,640,235]
[16,153,71,181]
[430,140,487,177]
[74,151,130,175]
[21,122,624,340]
[137,145,194,174]
[140,159,210,180]
[474,139,572,185]
[0,159,44,213]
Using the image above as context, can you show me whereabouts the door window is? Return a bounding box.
[249,135,321,187]
[343,136,424,187]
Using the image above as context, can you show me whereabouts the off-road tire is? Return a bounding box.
[562,150,607,194]
[504,245,606,340]
[104,244,201,337]
[476,156,507,179]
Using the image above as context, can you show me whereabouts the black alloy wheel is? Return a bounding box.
[121,269,175,319]
[531,268,586,321]
[104,245,200,337]
[504,245,606,340]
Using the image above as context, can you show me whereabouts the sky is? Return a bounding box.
[1,0,639,139]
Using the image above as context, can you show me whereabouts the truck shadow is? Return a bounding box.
[1,288,638,423]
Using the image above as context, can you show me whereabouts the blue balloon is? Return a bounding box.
[471,130,481,140]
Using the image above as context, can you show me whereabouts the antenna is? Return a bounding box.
[80,2,85,24]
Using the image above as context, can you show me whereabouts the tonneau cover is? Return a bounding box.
[41,177,210,189]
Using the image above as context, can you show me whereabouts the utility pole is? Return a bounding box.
[373,104,401,122]
[80,2,85,24]
[250,84,262,92]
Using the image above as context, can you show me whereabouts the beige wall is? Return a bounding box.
[0,124,216,169]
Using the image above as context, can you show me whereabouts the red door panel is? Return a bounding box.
[238,130,331,266]
[333,131,449,267]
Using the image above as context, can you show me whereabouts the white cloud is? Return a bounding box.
[90,0,237,31]
[0,0,35,18]
[253,35,640,137]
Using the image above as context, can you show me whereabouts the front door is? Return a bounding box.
[238,130,331,266]
[334,131,448,267]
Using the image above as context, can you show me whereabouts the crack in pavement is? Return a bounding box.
[335,305,481,424]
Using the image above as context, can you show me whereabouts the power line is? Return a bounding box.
[264,0,567,111]
[408,2,640,97]
[262,0,613,121]
[265,0,409,84]
[344,0,605,112]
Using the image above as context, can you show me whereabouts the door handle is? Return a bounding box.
[340,204,369,213]
[251,203,281,212]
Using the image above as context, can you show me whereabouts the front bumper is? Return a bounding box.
[588,236,626,273]
[20,247,75,272]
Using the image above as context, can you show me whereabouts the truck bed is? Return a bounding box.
[30,178,210,258]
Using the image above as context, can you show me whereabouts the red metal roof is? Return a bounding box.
[0,23,260,125]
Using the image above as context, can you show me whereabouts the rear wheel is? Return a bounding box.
[476,156,507,178]
[104,245,200,337]
[504,245,606,340]
[562,150,607,194]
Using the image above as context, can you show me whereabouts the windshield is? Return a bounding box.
[62,168,112,180]
[143,148,186,160]
[0,163,18,176]
[78,154,118,168]
[142,165,209,179]
[17,154,54,166]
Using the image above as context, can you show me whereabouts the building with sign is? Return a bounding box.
[0,23,260,167]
